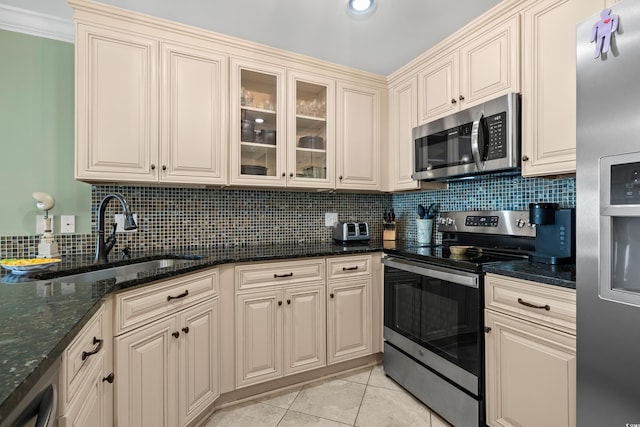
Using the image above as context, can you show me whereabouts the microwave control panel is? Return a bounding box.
[486,112,507,160]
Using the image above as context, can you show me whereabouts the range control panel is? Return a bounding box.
[465,215,499,227]
[439,210,536,237]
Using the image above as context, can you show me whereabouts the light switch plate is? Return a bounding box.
[114,214,138,233]
[36,215,54,235]
[325,212,338,227]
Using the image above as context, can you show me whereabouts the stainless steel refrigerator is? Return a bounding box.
[577,1,640,425]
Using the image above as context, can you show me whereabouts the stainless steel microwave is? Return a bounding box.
[412,92,521,181]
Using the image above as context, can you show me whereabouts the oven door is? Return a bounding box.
[382,256,482,395]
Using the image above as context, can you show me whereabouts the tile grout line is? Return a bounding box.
[351,367,373,426]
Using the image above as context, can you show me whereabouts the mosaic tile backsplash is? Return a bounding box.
[0,174,575,258]
[393,174,576,244]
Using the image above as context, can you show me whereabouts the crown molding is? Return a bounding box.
[0,4,74,43]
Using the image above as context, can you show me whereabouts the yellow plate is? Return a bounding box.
[0,258,61,275]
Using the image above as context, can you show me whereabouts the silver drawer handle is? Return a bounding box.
[517,298,550,311]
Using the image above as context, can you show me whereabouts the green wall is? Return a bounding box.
[0,29,91,236]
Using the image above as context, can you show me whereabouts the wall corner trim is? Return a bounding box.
[0,4,74,43]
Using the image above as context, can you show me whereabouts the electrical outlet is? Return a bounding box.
[60,215,75,233]
[325,212,338,227]
[36,215,54,235]
[114,214,138,233]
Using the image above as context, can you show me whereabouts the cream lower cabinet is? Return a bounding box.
[484,273,576,427]
[327,279,371,364]
[326,255,373,364]
[114,270,219,427]
[58,301,112,427]
[235,283,326,388]
[74,18,228,185]
[520,0,605,176]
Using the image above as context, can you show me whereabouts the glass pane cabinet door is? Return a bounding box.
[237,67,283,182]
[290,75,334,188]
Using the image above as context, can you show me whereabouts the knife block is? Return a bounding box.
[383,221,396,241]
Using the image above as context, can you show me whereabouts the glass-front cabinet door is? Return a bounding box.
[287,72,334,188]
[230,59,286,185]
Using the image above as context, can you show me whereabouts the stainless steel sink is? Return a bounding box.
[50,258,197,284]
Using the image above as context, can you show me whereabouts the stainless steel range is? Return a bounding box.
[382,210,536,427]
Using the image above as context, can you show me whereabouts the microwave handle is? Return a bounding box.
[471,114,487,171]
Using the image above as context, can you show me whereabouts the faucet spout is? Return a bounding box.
[94,193,137,264]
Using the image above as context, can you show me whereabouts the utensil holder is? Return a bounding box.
[383,221,396,241]
[416,219,434,245]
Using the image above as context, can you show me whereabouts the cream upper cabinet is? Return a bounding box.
[417,51,460,123]
[75,22,228,185]
[388,76,420,190]
[229,60,336,189]
[75,23,158,183]
[229,58,287,186]
[418,15,520,125]
[521,0,605,177]
[160,42,227,185]
[336,81,381,190]
[387,75,447,192]
[287,71,335,189]
[485,274,576,427]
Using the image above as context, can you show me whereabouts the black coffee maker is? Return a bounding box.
[528,203,576,265]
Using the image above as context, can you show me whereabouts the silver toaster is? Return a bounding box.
[332,221,370,243]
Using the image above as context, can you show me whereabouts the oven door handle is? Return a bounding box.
[382,257,479,289]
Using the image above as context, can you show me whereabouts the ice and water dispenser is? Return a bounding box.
[600,153,640,306]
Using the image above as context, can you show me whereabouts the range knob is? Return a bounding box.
[439,217,447,225]
[445,217,454,226]
[516,218,527,228]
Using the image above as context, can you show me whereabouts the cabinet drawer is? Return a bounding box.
[61,304,106,408]
[327,255,371,280]
[235,259,325,291]
[115,269,218,334]
[485,274,576,334]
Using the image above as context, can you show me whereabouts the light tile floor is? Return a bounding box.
[203,364,452,427]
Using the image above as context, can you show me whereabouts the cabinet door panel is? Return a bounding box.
[336,82,380,189]
[417,51,459,124]
[460,15,520,108]
[522,0,604,176]
[115,317,178,427]
[485,311,576,427]
[59,356,107,427]
[236,290,283,387]
[327,279,372,364]
[161,43,227,184]
[179,298,219,425]
[75,24,158,182]
[388,76,419,190]
[284,285,326,375]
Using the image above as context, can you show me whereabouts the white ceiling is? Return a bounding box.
[0,0,501,75]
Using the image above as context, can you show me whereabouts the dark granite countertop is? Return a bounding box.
[483,260,576,289]
[0,241,382,422]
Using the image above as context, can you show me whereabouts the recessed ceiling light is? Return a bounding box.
[347,0,376,16]
[255,118,264,124]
